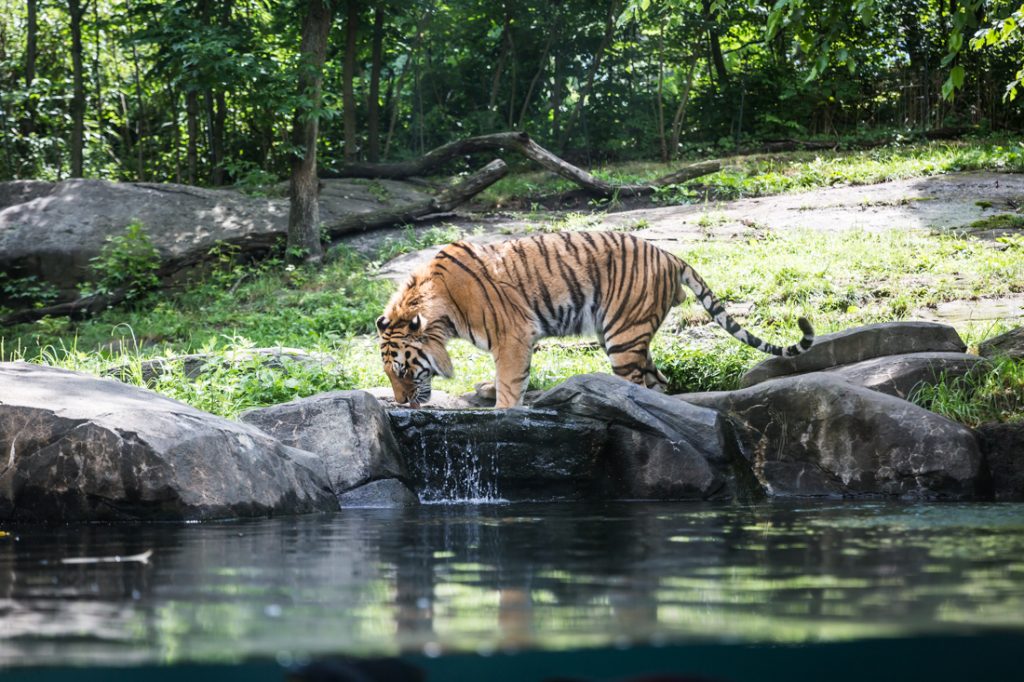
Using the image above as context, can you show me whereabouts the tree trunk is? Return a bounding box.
[186,90,199,184]
[703,0,728,84]
[24,0,38,135]
[26,0,38,88]
[517,25,555,130]
[656,27,667,162]
[560,0,621,148]
[550,51,564,140]
[288,0,334,265]
[668,57,698,159]
[69,0,86,178]
[366,7,385,162]
[92,0,104,160]
[211,90,226,184]
[488,14,512,114]
[343,0,359,161]
[130,29,146,180]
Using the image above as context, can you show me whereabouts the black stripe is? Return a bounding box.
[606,332,650,355]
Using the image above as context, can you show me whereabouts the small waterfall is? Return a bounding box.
[397,409,506,504]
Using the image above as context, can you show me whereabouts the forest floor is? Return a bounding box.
[370,170,1024,325]
[2,140,1022,423]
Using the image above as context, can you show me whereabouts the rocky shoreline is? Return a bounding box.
[1,321,1021,522]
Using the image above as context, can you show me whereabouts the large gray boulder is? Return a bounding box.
[975,422,1024,500]
[680,373,983,499]
[240,391,416,504]
[0,362,336,522]
[822,352,988,399]
[0,178,430,296]
[386,374,755,502]
[979,326,1024,360]
[741,322,967,387]
[534,374,758,501]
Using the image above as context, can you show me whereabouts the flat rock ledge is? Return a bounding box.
[1,322,1016,521]
[741,321,967,387]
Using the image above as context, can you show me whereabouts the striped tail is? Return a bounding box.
[678,261,815,357]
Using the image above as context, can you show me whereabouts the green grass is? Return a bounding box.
[911,356,1024,427]
[480,137,1024,206]
[3,139,1023,421]
[968,213,1024,231]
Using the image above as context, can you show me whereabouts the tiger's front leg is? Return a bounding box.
[492,340,533,408]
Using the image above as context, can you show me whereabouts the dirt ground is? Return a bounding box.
[345,171,1024,324]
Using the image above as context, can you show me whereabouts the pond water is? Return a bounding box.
[2,501,1024,677]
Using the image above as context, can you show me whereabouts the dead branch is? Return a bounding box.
[321,158,508,238]
[322,131,721,197]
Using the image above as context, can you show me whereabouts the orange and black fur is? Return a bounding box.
[377,231,815,408]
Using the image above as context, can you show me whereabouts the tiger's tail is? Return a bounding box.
[677,261,814,358]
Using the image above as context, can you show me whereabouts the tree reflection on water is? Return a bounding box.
[1,501,1023,666]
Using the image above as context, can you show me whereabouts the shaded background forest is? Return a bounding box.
[1,0,1022,186]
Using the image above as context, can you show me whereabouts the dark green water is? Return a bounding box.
[2,501,1023,674]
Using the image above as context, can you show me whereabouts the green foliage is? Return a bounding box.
[139,339,355,419]
[969,213,1024,231]
[652,338,758,394]
[3,0,1023,183]
[0,274,60,310]
[911,356,1024,426]
[374,224,469,262]
[82,221,162,300]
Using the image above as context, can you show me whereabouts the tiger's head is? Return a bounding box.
[376,310,453,409]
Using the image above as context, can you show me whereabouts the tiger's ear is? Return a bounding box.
[376,315,389,332]
[409,314,425,332]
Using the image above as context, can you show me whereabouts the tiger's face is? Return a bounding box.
[376,313,452,408]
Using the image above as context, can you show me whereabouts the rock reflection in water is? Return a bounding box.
[1,502,1023,667]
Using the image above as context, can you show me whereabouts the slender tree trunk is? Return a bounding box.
[211,91,226,184]
[26,0,38,88]
[384,10,430,158]
[186,90,199,184]
[209,0,232,184]
[170,86,182,184]
[669,57,698,159]
[203,91,216,181]
[366,7,384,162]
[342,0,359,160]
[517,26,555,130]
[560,0,620,149]
[488,14,511,115]
[69,0,86,177]
[92,0,104,160]
[24,0,38,135]
[656,26,667,162]
[383,57,411,158]
[703,0,728,84]
[288,0,334,265]
[129,30,146,180]
[550,51,564,141]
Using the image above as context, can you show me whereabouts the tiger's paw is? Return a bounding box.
[474,381,497,400]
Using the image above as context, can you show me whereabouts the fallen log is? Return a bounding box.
[1,289,129,325]
[322,158,508,238]
[323,131,721,198]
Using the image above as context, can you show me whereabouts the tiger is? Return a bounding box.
[376,230,814,409]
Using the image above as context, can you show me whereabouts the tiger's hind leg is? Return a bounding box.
[643,350,669,393]
[604,328,668,392]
